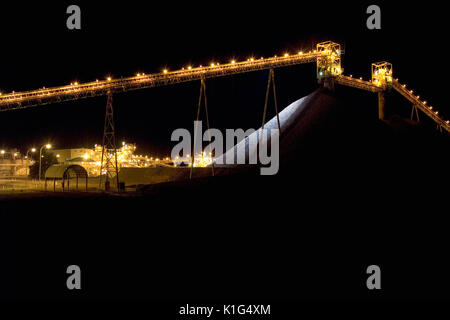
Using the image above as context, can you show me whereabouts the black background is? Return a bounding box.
[1,0,450,314]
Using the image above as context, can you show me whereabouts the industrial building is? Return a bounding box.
[0,149,31,177]
[49,148,94,163]
[46,143,176,178]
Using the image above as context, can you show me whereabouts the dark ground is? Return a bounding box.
[1,87,449,312]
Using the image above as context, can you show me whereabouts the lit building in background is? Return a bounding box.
[49,148,93,163]
[48,142,213,177]
[0,149,31,177]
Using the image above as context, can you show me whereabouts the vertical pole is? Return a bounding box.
[260,69,281,143]
[202,79,214,177]
[410,104,420,121]
[260,69,272,144]
[190,78,204,179]
[115,143,120,191]
[378,91,386,120]
[271,69,281,133]
[99,142,105,189]
[39,147,43,181]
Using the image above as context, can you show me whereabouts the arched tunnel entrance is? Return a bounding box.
[44,164,88,192]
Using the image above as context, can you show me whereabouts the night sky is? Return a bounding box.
[0,1,447,156]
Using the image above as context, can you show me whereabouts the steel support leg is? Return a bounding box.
[260,68,281,145]
[190,77,214,179]
[410,104,420,122]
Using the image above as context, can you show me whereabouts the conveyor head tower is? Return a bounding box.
[372,61,393,88]
[317,41,342,80]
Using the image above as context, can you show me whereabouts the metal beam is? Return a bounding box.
[0,52,319,112]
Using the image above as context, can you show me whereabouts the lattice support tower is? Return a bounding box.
[99,91,120,191]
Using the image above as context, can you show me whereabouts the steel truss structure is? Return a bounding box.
[335,75,381,93]
[0,52,318,111]
[392,80,449,132]
[0,41,448,186]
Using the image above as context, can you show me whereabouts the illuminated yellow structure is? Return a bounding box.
[372,62,393,88]
[192,152,213,168]
[50,148,93,162]
[316,41,342,83]
[371,62,393,120]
